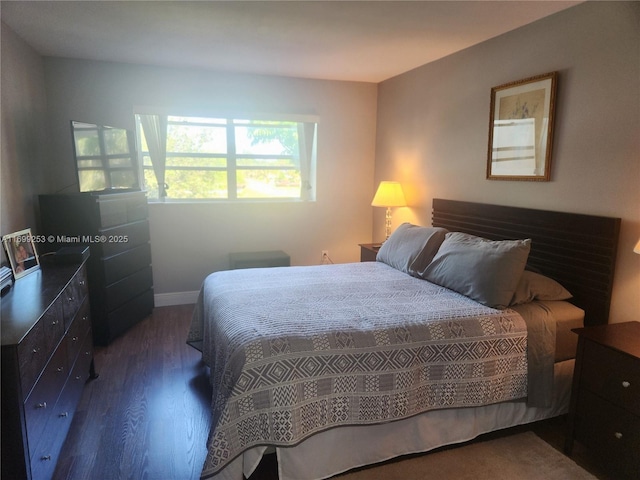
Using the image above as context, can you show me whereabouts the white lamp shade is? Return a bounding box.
[634,238,640,254]
[371,181,406,207]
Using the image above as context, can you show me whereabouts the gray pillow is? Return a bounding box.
[422,232,531,309]
[376,223,448,277]
[509,270,572,306]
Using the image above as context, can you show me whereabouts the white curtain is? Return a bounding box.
[297,122,317,201]
[139,115,168,198]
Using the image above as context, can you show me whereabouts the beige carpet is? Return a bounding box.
[335,431,597,480]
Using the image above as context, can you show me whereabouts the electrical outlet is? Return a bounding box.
[321,250,329,263]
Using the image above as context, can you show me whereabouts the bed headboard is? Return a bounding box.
[432,199,621,326]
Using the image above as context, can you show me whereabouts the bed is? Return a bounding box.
[188,199,620,480]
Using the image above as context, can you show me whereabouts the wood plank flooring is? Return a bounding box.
[54,305,212,480]
[53,305,611,480]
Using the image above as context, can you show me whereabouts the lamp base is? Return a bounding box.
[385,207,392,240]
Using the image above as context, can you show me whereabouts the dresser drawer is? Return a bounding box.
[24,342,68,461]
[58,332,93,423]
[97,192,148,228]
[62,265,88,330]
[105,266,153,311]
[17,317,46,398]
[29,391,75,480]
[575,388,640,477]
[98,219,150,257]
[105,288,154,341]
[66,299,91,368]
[30,357,86,480]
[581,340,640,416]
[18,298,64,398]
[30,425,67,480]
[42,297,66,364]
[102,243,152,285]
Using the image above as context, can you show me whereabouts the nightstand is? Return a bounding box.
[565,321,640,479]
[359,243,381,262]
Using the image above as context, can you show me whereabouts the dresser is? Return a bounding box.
[1,260,96,480]
[39,190,154,345]
[565,321,640,479]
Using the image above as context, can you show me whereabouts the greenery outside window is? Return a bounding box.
[134,114,317,201]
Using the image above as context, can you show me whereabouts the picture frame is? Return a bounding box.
[487,72,558,181]
[2,228,40,279]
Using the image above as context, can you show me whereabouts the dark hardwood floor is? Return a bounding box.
[54,305,612,480]
[54,305,212,480]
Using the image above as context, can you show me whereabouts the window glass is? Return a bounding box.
[164,169,228,199]
[135,114,317,201]
[236,169,301,199]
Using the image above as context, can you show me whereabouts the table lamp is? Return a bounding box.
[371,181,406,241]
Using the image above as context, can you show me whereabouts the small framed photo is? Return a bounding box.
[487,72,558,181]
[2,228,40,279]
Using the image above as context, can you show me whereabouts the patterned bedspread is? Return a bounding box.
[188,262,529,478]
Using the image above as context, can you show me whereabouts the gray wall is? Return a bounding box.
[1,22,50,262]
[374,2,640,324]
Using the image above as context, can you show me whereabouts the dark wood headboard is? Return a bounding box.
[432,199,621,327]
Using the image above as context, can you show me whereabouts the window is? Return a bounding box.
[71,121,139,192]
[134,114,317,201]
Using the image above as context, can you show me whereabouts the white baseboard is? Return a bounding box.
[154,290,199,307]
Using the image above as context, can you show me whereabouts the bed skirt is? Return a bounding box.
[210,359,574,480]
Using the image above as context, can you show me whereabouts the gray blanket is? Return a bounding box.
[188,262,548,478]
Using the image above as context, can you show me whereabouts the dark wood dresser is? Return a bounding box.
[565,321,640,479]
[39,190,154,345]
[1,260,96,480]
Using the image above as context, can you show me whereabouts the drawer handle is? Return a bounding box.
[32,348,39,354]
[622,381,630,388]
[614,432,623,439]
[80,280,86,286]
[72,336,79,342]
[59,412,69,418]
[36,402,47,409]
[51,320,58,326]
[56,366,64,373]
[67,296,74,302]
[41,455,52,461]
[75,375,83,380]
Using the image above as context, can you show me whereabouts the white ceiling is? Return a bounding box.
[1,1,581,83]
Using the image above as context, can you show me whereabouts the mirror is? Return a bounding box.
[71,121,140,192]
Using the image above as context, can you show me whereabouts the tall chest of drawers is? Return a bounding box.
[39,190,154,345]
[1,261,96,479]
[565,321,640,479]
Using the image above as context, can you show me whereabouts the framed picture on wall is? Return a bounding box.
[2,228,40,279]
[486,72,558,181]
